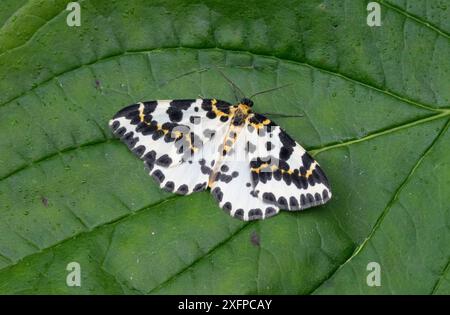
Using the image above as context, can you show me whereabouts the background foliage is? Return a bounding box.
[0,0,449,294]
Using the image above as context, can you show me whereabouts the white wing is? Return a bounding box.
[209,122,280,221]
[109,99,233,195]
[245,113,332,210]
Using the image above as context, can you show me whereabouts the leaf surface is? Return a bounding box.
[0,0,449,294]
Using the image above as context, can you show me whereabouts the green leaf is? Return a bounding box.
[0,0,449,294]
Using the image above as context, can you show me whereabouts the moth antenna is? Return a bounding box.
[210,64,246,102]
[161,68,209,87]
[261,112,304,118]
[249,83,293,99]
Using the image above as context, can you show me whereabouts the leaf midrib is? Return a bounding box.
[1,45,446,112]
[2,110,449,184]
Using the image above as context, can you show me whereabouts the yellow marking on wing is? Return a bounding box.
[182,133,200,152]
[138,102,145,122]
[305,161,317,177]
[251,161,318,178]
[246,114,272,129]
[210,98,238,118]
[207,118,246,188]
[157,124,169,135]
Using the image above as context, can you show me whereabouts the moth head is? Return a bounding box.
[240,98,254,107]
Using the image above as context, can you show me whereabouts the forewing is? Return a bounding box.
[109,99,233,194]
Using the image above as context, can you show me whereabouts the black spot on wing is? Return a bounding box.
[142,150,156,172]
[167,106,183,122]
[122,131,138,149]
[258,170,272,184]
[152,129,165,141]
[201,99,212,111]
[322,189,330,201]
[170,99,195,110]
[201,164,212,175]
[314,165,331,188]
[112,101,158,120]
[212,187,223,203]
[193,182,207,192]
[163,181,175,193]
[273,169,282,181]
[138,121,157,135]
[282,172,292,185]
[248,209,263,220]
[279,129,296,147]
[314,193,322,203]
[223,202,232,213]
[166,100,195,123]
[265,207,278,218]
[112,104,139,119]
[234,209,244,220]
[201,99,232,120]
[215,172,233,183]
[277,197,288,209]
[206,111,217,119]
[132,145,146,158]
[115,127,126,137]
[279,146,293,161]
[300,194,307,206]
[155,154,172,167]
[143,101,158,113]
[289,196,299,210]
[287,189,331,211]
[176,184,189,195]
[151,170,165,184]
[143,150,156,165]
[301,152,315,170]
[262,192,276,204]
[110,120,120,131]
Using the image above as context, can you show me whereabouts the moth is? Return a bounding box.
[109,97,331,221]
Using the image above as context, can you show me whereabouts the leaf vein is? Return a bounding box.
[309,118,450,294]
[1,48,442,113]
[147,222,254,294]
[380,0,450,40]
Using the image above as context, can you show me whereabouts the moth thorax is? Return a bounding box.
[232,108,247,126]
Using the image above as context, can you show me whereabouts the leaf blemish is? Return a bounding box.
[250,231,260,247]
[41,196,48,207]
